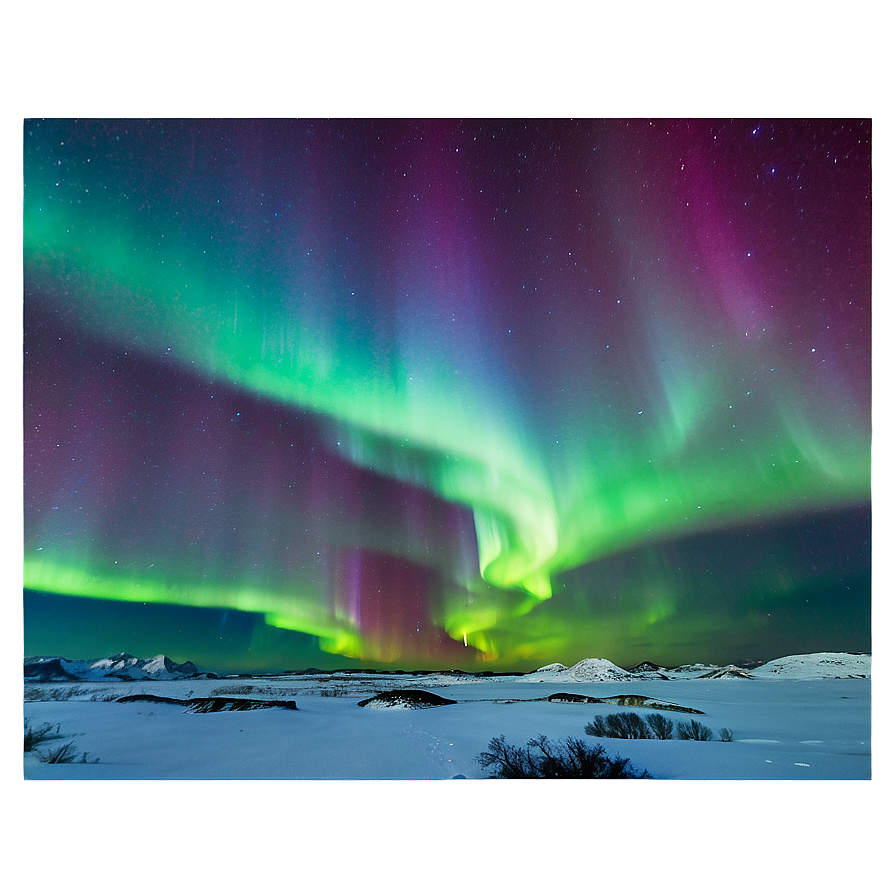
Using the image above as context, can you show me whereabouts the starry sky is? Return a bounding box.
[22,118,871,673]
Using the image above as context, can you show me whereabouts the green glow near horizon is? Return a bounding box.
[22,555,364,654]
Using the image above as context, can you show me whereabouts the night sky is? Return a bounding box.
[23,118,871,673]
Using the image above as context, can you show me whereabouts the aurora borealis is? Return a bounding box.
[23,118,871,672]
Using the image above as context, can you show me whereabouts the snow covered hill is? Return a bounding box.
[524,658,634,682]
[520,652,870,682]
[23,650,870,683]
[24,652,215,682]
[750,652,870,679]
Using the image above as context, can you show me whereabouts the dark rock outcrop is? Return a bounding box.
[546,693,602,704]
[593,694,704,714]
[357,689,457,709]
[116,694,298,711]
[629,661,671,679]
[116,694,187,706]
[184,697,297,712]
[697,666,754,680]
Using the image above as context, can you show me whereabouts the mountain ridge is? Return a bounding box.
[24,653,218,682]
[23,651,870,682]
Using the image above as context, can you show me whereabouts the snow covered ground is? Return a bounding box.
[23,653,871,780]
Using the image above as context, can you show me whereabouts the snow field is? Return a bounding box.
[23,676,870,780]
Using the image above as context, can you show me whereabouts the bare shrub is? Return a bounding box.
[718,728,733,742]
[586,713,653,739]
[41,741,96,763]
[42,741,98,763]
[584,716,608,737]
[478,734,651,778]
[24,721,61,752]
[478,735,532,776]
[677,719,714,741]
[25,719,100,763]
[478,734,650,779]
[593,712,653,739]
[646,713,675,739]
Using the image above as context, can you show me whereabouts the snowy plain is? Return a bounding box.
[23,652,871,780]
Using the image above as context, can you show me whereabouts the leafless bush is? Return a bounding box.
[677,719,714,741]
[41,741,97,763]
[24,721,61,751]
[646,713,675,739]
[41,741,79,763]
[478,734,651,778]
[718,728,733,742]
[25,718,100,763]
[585,712,652,739]
[584,716,608,736]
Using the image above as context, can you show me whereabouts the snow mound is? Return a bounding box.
[752,653,870,680]
[522,658,634,683]
[629,661,670,679]
[592,694,705,714]
[546,692,602,704]
[357,690,458,709]
[697,665,755,679]
[630,661,664,673]
[116,694,298,711]
[184,697,297,713]
[566,658,634,682]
